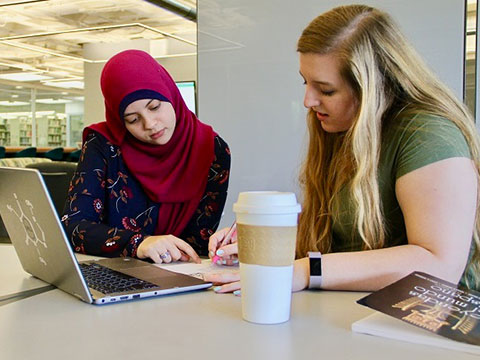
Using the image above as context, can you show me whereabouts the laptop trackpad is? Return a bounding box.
[96,257,198,284]
[124,266,178,280]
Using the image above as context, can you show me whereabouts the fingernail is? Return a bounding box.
[233,290,241,296]
[216,249,225,256]
[209,251,214,258]
[221,259,227,265]
[213,286,222,292]
[232,259,239,264]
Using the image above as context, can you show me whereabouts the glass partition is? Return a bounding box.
[0,88,83,147]
[466,0,477,116]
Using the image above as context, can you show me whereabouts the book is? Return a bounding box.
[352,312,480,355]
[355,272,480,348]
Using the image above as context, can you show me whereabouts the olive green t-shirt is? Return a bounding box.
[330,113,476,288]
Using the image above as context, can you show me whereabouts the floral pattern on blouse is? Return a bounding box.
[61,131,230,258]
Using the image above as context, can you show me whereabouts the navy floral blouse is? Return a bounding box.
[61,131,230,258]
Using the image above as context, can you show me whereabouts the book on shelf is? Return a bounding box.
[353,272,480,354]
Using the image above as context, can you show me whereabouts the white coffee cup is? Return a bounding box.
[233,191,301,324]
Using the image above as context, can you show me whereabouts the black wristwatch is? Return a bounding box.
[308,251,322,289]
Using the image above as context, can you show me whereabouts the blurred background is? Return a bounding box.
[0,0,197,149]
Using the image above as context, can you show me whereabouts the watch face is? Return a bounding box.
[309,257,322,276]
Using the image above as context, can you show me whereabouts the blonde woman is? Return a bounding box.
[207,4,480,293]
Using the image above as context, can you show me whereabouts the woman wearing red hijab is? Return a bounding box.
[61,50,230,264]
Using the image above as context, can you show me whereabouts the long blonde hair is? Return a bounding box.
[296,5,480,289]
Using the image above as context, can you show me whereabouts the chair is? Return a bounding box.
[67,149,81,162]
[0,146,5,159]
[0,214,9,243]
[15,146,36,158]
[0,157,51,168]
[25,161,78,215]
[44,147,64,161]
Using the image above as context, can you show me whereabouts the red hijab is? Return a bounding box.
[85,49,215,236]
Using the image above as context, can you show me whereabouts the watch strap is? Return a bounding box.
[308,251,322,289]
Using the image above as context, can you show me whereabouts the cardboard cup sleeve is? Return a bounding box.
[237,224,297,266]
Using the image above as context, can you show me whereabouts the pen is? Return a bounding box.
[212,221,237,264]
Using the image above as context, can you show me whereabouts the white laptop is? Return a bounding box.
[0,166,212,305]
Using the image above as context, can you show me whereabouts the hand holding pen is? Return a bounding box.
[208,222,238,266]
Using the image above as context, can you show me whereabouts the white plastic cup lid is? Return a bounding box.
[233,191,301,214]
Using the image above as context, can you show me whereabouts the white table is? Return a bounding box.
[0,244,52,304]
[0,287,479,359]
[0,244,478,360]
[0,244,101,304]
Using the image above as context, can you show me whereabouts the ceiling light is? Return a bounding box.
[0,23,196,47]
[36,98,72,104]
[0,100,29,106]
[0,1,48,7]
[11,94,19,98]
[42,80,84,89]
[0,72,52,81]
[0,61,36,71]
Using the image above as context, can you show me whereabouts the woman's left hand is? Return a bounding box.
[137,234,201,264]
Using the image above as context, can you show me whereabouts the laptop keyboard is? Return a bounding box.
[79,262,158,295]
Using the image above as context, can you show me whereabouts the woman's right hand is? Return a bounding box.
[137,235,201,264]
[208,227,238,265]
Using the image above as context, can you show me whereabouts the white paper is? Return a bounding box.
[352,312,480,356]
[156,259,238,279]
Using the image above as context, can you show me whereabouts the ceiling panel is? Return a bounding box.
[0,0,197,102]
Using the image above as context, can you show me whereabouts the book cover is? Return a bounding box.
[357,272,480,345]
